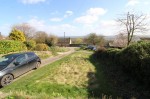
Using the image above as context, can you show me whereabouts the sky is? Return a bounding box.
[0,0,150,37]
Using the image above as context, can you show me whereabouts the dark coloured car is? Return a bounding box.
[0,52,41,87]
[85,45,97,51]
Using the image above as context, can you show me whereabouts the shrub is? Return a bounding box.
[0,40,27,54]
[9,29,26,42]
[45,35,58,47]
[24,40,36,50]
[94,41,150,87]
[120,42,150,83]
[80,45,87,50]
[34,44,49,51]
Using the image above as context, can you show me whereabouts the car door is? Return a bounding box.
[26,53,37,70]
[12,54,28,77]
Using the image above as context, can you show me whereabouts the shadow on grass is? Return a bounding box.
[87,54,150,99]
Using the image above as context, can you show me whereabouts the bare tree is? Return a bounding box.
[34,31,48,44]
[13,23,36,40]
[117,12,148,46]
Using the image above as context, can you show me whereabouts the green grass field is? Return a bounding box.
[0,51,113,99]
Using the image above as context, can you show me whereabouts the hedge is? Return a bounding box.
[0,40,27,54]
[94,41,150,88]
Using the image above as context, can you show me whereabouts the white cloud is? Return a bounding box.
[19,0,46,4]
[64,11,73,18]
[27,18,46,31]
[50,18,62,22]
[101,20,117,27]
[87,8,107,16]
[27,18,77,36]
[75,15,98,24]
[75,8,107,24]
[49,10,73,22]
[126,0,139,6]
[48,24,77,35]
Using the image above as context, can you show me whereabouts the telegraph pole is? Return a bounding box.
[64,32,65,47]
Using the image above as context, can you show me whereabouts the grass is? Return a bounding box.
[34,51,52,59]
[49,46,70,55]
[0,50,115,99]
[0,51,93,98]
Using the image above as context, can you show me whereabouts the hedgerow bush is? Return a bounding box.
[120,41,150,84]
[0,40,27,54]
[34,43,49,51]
[24,40,36,50]
[94,41,150,87]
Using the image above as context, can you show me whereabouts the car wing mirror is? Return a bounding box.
[14,62,20,66]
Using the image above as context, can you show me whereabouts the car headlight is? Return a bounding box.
[0,72,4,76]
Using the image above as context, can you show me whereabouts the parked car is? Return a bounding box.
[85,45,97,51]
[0,52,41,87]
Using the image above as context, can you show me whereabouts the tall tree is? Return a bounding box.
[74,38,83,44]
[34,31,48,44]
[117,12,147,46]
[13,23,36,40]
[86,33,104,46]
[9,29,26,42]
[45,34,58,46]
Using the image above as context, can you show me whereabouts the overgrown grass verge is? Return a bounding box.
[49,46,70,55]
[34,51,52,59]
[1,51,100,98]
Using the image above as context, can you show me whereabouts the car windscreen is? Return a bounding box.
[0,54,17,66]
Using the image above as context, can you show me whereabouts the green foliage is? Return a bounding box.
[0,40,27,54]
[45,35,58,47]
[24,40,36,50]
[80,45,87,50]
[94,41,150,88]
[34,43,49,51]
[86,33,104,46]
[9,29,26,42]
[74,38,83,44]
[34,51,52,59]
[49,46,69,55]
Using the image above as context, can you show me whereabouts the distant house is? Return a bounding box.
[104,35,141,49]
[57,37,72,47]
[140,37,150,41]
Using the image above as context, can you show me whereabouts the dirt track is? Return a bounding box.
[13,47,76,81]
[41,47,75,66]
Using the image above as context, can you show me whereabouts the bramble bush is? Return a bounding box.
[0,40,27,54]
[34,43,49,51]
[94,41,150,88]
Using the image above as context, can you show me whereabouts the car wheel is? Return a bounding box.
[0,74,13,87]
[35,62,41,69]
